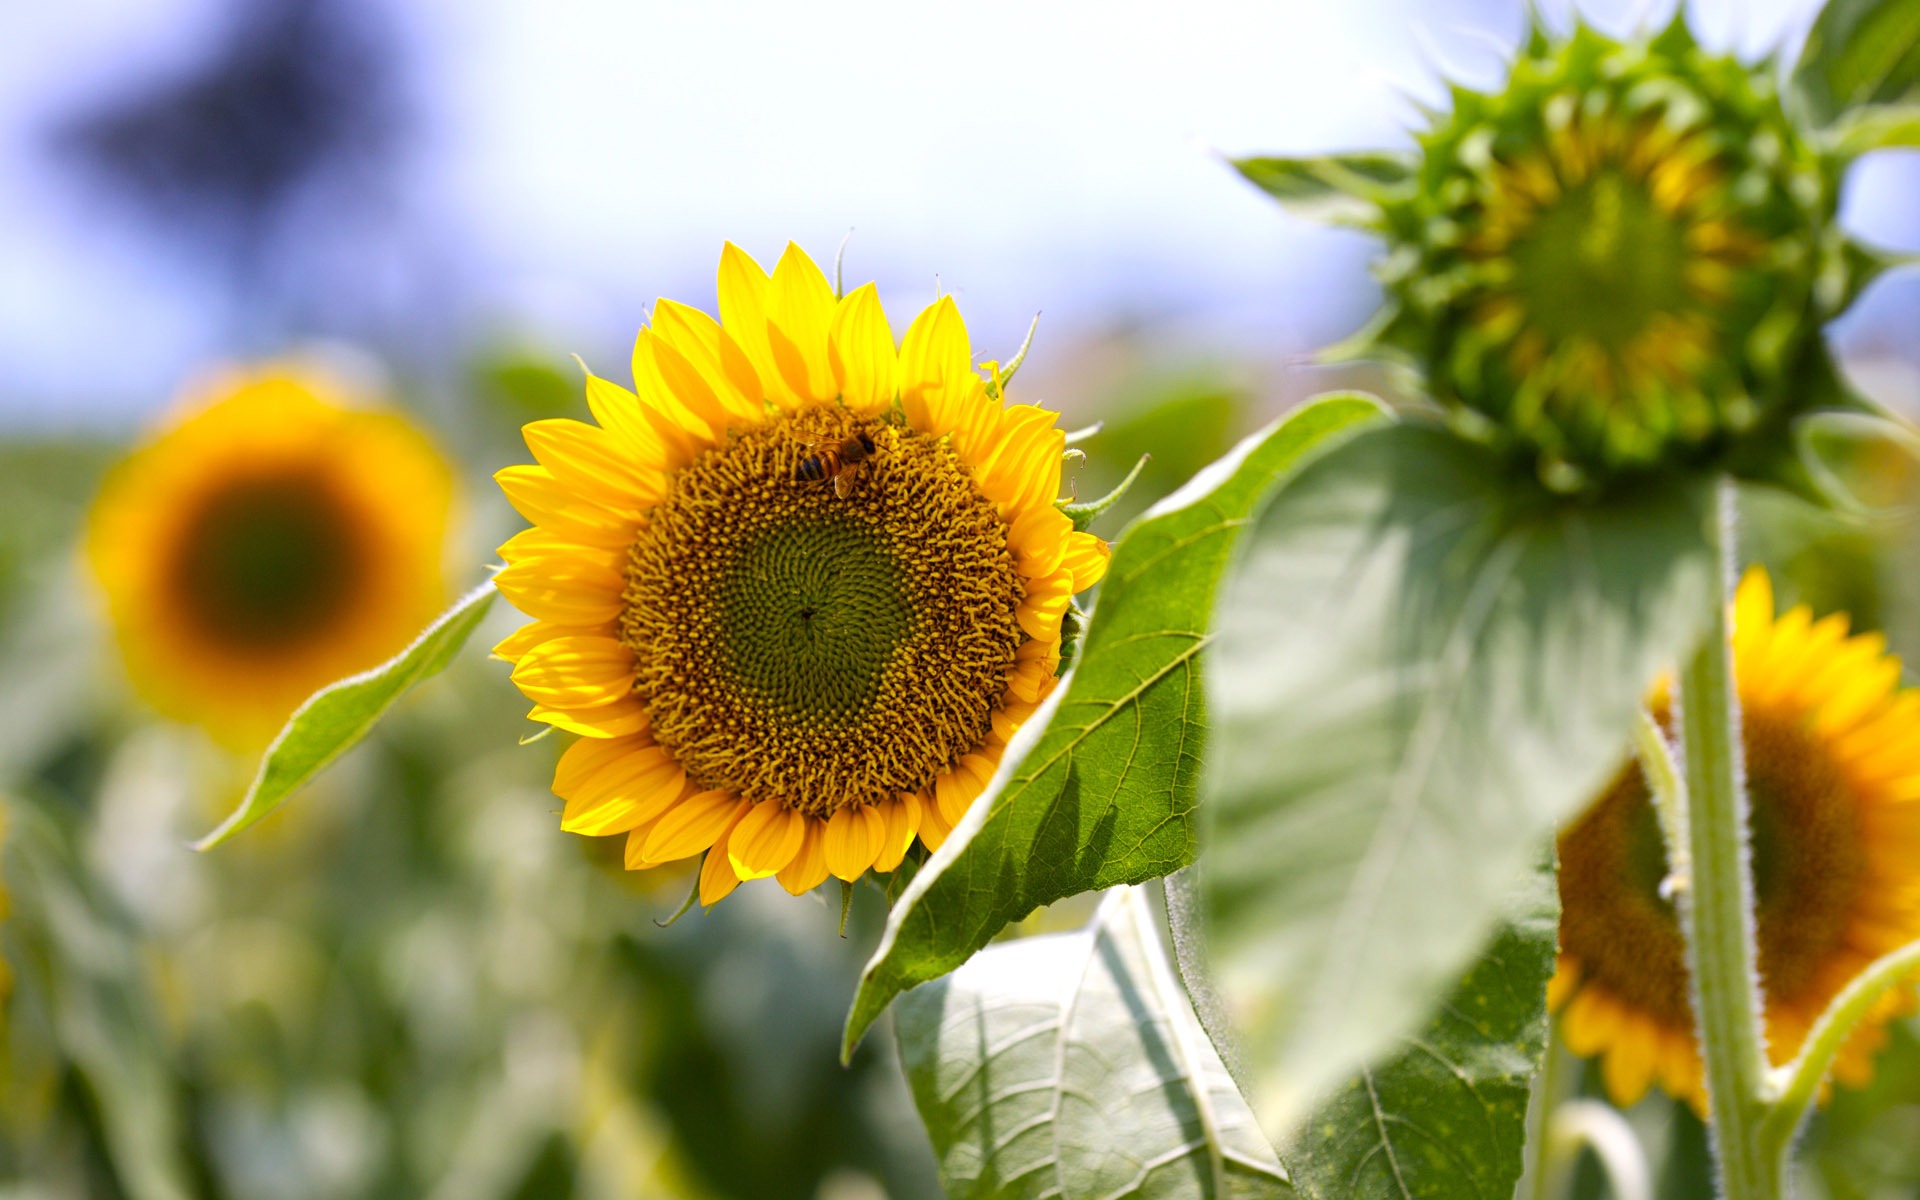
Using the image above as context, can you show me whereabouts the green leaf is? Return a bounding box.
[1200,422,1714,1140]
[1791,0,1920,127]
[193,581,497,850]
[1831,102,1920,152]
[1283,863,1557,1200]
[844,396,1387,1057]
[897,886,1293,1200]
[5,798,198,1200]
[1230,153,1413,227]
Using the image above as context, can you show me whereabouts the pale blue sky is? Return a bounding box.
[0,0,1911,429]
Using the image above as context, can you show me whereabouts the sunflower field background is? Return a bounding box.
[5,1,1920,1198]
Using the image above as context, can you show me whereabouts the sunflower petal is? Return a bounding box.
[529,698,649,738]
[718,242,796,408]
[728,801,808,880]
[764,243,837,404]
[898,296,973,433]
[776,818,831,894]
[700,816,749,906]
[1060,532,1112,593]
[828,282,897,414]
[640,790,746,864]
[495,464,638,548]
[494,556,626,626]
[872,792,923,872]
[824,803,887,881]
[511,635,636,710]
[522,418,665,508]
[650,299,765,424]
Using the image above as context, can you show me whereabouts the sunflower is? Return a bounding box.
[493,242,1108,905]
[1551,567,1920,1109]
[88,364,455,745]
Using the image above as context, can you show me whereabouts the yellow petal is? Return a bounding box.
[1007,505,1072,578]
[933,755,993,826]
[559,746,685,837]
[529,698,649,738]
[650,298,764,424]
[498,527,624,570]
[918,794,955,852]
[493,620,592,665]
[829,282,897,414]
[511,635,636,710]
[632,327,726,443]
[824,803,886,881]
[1017,569,1075,641]
[1561,987,1622,1057]
[898,296,973,433]
[640,789,746,864]
[1060,532,1111,593]
[776,818,831,895]
[978,406,1064,515]
[554,731,650,795]
[494,556,626,626]
[700,813,749,906]
[495,464,638,548]
[872,793,923,872]
[718,242,798,408]
[1599,1015,1658,1107]
[764,243,837,404]
[728,800,808,880]
[522,418,665,508]
[583,372,688,467]
[1734,566,1773,642]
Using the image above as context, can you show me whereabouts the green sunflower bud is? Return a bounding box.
[1239,14,1888,493]
[1386,20,1844,485]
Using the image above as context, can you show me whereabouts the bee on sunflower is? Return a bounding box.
[1552,567,1920,1109]
[88,364,456,746]
[493,243,1109,905]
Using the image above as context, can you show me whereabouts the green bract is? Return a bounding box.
[1240,15,1880,492]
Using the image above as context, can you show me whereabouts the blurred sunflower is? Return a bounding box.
[88,364,455,745]
[494,242,1108,904]
[1552,568,1920,1109]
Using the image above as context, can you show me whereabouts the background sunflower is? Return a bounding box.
[1554,568,1920,1110]
[87,364,455,745]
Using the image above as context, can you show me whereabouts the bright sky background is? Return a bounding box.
[0,0,1912,429]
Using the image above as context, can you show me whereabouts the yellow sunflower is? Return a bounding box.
[493,242,1109,905]
[1552,567,1920,1109]
[88,364,455,746]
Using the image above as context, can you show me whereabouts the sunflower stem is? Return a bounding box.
[1758,938,1920,1155]
[1674,478,1779,1200]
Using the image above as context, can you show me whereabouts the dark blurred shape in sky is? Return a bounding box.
[1,0,1912,429]
[47,0,406,339]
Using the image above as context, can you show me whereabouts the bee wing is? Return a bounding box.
[834,472,852,499]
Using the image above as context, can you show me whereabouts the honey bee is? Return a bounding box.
[794,432,877,499]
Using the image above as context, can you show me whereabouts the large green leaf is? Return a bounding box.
[897,886,1292,1200]
[1283,864,1557,1200]
[1230,153,1413,227]
[844,396,1386,1055]
[193,581,496,849]
[1791,0,1920,126]
[1201,423,1713,1140]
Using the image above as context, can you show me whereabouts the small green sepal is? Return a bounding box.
[1060,454,1150,532]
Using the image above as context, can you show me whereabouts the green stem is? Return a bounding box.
[1758,938,1920,1153]
[1674,478,1779,1200]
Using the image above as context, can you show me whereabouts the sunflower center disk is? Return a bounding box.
[1558,707,1869,1027]
[169,474,363,648]
[620,405,1025,818]
[1511,172,1690,351]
